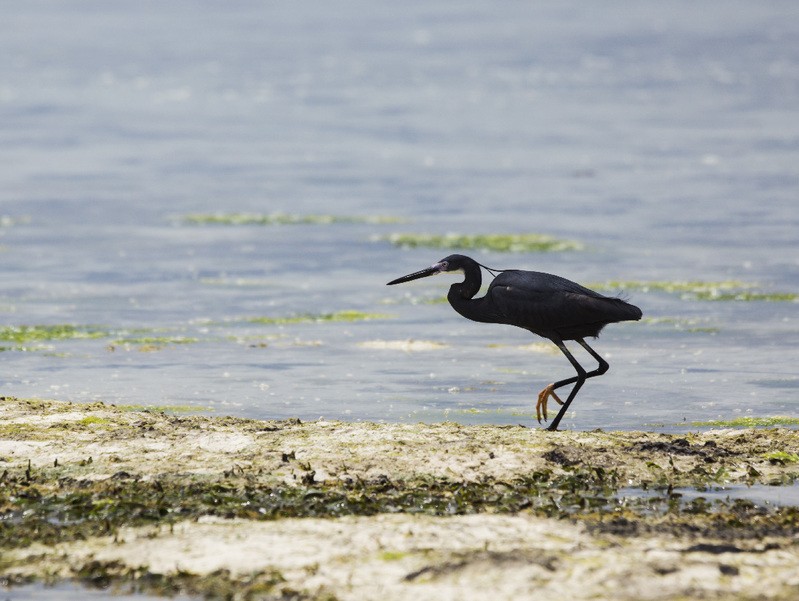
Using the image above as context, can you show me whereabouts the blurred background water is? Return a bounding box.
[1,0,798,434]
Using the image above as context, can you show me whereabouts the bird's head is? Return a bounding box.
[386,254,472,285]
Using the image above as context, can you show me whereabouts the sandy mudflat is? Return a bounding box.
[2,396,799,600]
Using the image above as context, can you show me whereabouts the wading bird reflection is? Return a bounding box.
[387,254,642,430]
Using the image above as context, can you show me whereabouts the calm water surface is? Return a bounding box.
[1,1,798,434]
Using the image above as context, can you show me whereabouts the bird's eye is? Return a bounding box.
[439,261,448,270]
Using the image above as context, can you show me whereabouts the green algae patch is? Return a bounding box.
[594,280,797,302]
[183,212,404,226]
[0,325,204,353]
[383,233,583,253]
[0,312,391,353]
[113,335,200,346]
[764,451,799,464]
[0,324,108,344]
[379,551,410,562]
[76,416,112,427]
[691,416,799,428]
[595,279,751,294]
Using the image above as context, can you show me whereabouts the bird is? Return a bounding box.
[386,253,642,430]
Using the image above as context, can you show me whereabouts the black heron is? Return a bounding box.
[387,254,642,431]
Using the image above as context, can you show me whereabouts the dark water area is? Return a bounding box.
[1,1,798,439]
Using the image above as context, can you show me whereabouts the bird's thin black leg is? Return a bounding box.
[545,338,609,431]
[576,339,610,376]
[544,341,586,431]
[548,340,608,392]
[536,339,585,423]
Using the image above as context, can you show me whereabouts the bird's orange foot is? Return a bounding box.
[536,384,564,423]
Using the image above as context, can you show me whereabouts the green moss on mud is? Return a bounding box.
[76,416,112,427]
[2,455,797,554]
[764,451,799,464]
[0,466,614,550]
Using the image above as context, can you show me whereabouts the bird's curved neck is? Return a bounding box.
[448,260,483,302]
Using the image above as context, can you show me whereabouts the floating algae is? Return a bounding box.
[382,233,583,253]
[0,324,209,355]
[0,311,388,353]
[593,280,797,302]
[0,325,108,344]
[0,325,111,352]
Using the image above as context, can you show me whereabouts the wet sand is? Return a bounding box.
[2,397,798,600]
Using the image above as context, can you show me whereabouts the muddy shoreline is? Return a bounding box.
[2,396,798,600]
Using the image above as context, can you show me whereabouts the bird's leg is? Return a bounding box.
[545,338,609,431]
[537,340,586,429]
[576,339,609,376]
[535,340,586,429]
[535,384,564,423]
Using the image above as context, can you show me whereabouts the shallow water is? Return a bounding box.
[1,0,798,436]
[620,481,799,508]
[677,482,799,507]
[1,583,198,601]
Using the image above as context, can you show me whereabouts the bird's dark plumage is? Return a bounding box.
[387,253,642,430]
[484,270,641,339]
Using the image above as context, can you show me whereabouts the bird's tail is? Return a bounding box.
[610,297,643,322]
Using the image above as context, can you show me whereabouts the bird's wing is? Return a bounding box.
[486,271,633,337]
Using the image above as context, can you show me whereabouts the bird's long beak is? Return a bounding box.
[387,262,444,285]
